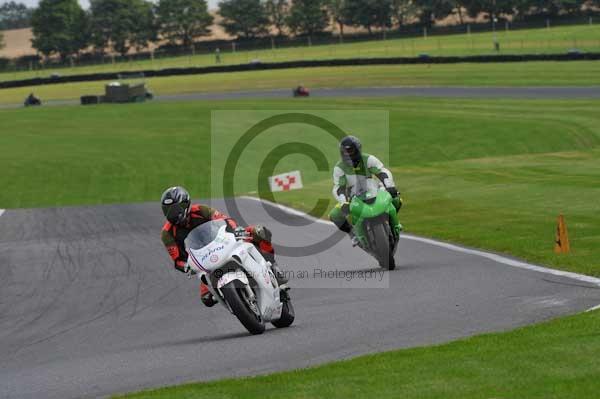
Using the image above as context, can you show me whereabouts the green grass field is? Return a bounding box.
[1,97,599,276]
[3,95,600,398]
[115,308,600,399]
[1,23,600,83]
[2,60,600,104]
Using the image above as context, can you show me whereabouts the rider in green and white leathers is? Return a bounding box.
[329,136,402,234]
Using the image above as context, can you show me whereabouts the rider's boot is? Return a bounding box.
[338,220,360,246]
[200,282,217,307]
[392,197,404,234]
[349,231,361,247]
[271,262,289,287]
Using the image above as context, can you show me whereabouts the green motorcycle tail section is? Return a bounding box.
[349,190,400,246]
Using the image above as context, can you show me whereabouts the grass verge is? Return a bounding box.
[115,309,600,399]
[4,93,600,399]
[1,97,599,275]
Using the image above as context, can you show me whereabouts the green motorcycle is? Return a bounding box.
[347,178,401,270]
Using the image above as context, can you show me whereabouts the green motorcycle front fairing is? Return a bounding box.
[349,189,400,247]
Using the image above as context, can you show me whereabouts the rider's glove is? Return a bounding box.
[185,265,198,279]
[234,226,248,238]
[386,187,399,198]
[178,261,196,276]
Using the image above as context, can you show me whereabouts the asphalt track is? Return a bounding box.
[2,86,600,109]
[1,198,600,399]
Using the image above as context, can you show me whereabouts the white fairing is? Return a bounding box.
[187,226,237,272]
[186,225,284,322]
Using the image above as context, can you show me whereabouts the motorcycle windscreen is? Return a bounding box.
[185,219,228,250]
[353,176,380,199]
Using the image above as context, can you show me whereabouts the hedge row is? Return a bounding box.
[2,52,599,90]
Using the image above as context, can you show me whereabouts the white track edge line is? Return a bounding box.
[241,195,600,287]
[586,304,600,312]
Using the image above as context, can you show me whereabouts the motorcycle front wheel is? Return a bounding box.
[369,222,396,270]
[222,279,265,335]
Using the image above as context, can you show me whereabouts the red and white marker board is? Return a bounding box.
[269,171,303,192]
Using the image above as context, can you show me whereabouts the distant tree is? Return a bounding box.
[31,0,90,60]
[286,0,329,39]
[391,0,418,27]
[525,0,582,16]
[265,0,289,36]
[586,0,600,9]
[343,0,393,35]
[219,0,269,39]
[0,1,33,29]
[90,0,156,56]
[462,0,514,18]
[452,0,467,23]
[130,0,158,51]
[156,0,213,48]
[326,0,348,39]
[413,0,454,26]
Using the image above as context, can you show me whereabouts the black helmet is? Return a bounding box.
[161,186,191,225]
[340,135,362,167]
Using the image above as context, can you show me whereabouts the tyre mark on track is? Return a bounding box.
[5,278,188,359]
[7,240,80,335]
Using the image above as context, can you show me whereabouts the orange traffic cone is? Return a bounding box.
[554,214,571,254]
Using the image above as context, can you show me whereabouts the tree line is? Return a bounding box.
[7,0,600,60]
[0,1,33,30]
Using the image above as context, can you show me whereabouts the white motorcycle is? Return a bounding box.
[185,219,294,335]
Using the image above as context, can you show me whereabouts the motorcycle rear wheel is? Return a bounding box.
[271,295,295,328]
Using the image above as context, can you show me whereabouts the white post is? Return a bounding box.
[232,42,236,53]
[492,15,498,50]
[423,26,427,39]
[590,16,593,25]
[546,19,550,29]
[467,24,471,35]
[505,21,509,32]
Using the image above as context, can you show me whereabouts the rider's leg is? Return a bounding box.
[330,204,361,246]
[392,196,402,212]
[390,197,403,234]
[247,225,288,285]
[329,204,352,233]
[200,281,217,307]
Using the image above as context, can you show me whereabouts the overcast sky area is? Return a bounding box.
[3,0,221,10]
